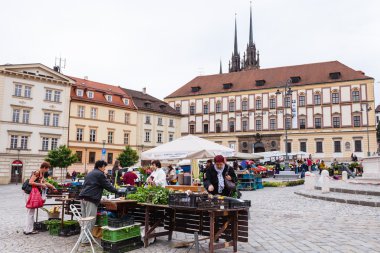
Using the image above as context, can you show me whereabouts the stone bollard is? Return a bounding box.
[304,172,313,190]
[321,170,330,193]
[342,171,348,181]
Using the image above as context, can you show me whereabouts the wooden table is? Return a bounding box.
[100,199,138,216]
[55,197,78,228]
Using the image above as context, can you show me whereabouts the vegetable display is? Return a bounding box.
[127,186,171,205]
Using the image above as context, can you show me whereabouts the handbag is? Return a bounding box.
[224,167,236,191]
[26,187,45,209]
[22,179,32,194]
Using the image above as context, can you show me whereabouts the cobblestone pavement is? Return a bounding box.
[1,184,379,253]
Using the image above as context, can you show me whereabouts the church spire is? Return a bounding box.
[229,14,241,72]
[219,60,223,74]
[243,3,260,70]
[249,2,253,46]
[233,14,238,56]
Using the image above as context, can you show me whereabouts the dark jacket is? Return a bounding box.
[79,168,118,205]
[203,164,237,196]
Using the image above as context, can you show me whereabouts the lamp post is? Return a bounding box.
[16,147,21,184]
[361,104,372,157]
[276,79,293,171]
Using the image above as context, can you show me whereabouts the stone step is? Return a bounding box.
[315,186,380,197]
[295,189,380,207]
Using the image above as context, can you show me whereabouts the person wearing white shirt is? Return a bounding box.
[147,160,167,187]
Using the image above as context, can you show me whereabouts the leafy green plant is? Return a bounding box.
[117,146,139,168]
[127,186,171,205]
[45,145,78,182]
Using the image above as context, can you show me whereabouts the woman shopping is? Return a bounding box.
[23,162,57,235]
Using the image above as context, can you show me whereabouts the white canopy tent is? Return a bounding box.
[227,152,264,160]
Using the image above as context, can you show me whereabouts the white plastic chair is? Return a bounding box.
[69,204,101,253]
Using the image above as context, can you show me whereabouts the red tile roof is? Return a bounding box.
[166,61,373,98]
[68,76,136,110]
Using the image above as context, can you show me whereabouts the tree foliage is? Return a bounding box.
[45,145,78,169]
[377,121,380,141]
[117,146,139,168]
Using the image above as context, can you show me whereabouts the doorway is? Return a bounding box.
[10,160,23,183]
[254,142,265,153]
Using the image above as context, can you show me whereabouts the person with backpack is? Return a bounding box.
[23,162,57,235]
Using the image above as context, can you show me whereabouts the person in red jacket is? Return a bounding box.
[123,168,138,186]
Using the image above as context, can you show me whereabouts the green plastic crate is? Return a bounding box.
[48,224,60,236]
[102,225,140,243]
[96,214,108,226]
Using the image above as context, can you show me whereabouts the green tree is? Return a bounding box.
[117,146,139,168]
[45,145,78,182]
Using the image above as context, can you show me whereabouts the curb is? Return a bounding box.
[294,191,380,207]
[314,186,380,197]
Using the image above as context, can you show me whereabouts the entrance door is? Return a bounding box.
[10,160,23,183]
[254,142,266,153]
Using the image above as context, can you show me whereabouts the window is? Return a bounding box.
[269,98,276,109]
[332,93,339,104]
[10,135,18,149]
[353,116,360,127]
[169,133,174,142]
[286,142,292,153]
[124,133,129,145]
[229,101,235,112]
[284,97,291,108]
[123,99,129,105]
[106,95,112,102]
[78,106,85,118]
[76,128,83,141]
[215,102,221,113]
[42,137,49,151]
[354,140,362,152]
[89,152,96,163]
[89,129,96,142]
[189,124,195,134]
[299,118,306,129]
[175,105,181,113]
[24,86,31,98]
[352,91,360,102]
[52,114,59,127]
[15,85,22,96]
[107,131,114,144]
[54,91,61,102]
[215,122,221,133]
[76,151,83,163]
[145,116,151,124]
[145,131,151,142]
[76,89,83,97]
[108,110,115,122]
[87,91,94,99]
[334,141,341,153]
[107,153,113,164]
[299,96,305,106]
[285,117,291,130]
[51,138,58,150]
[314,94,321,105]
[22,110,30,124]
[203,104,209,114]
[18,135,28,149]
[43,113,50,126]
[333,117,340,128]
[316,141,323,153]
[169,119,174,127]
[190,105,195,115]
[203,124,209,133]
[12,109,20,123]
[255,99,262,110]
[315,118,321,128]
[300,142,307,152]
[45,90,52,101]
[157,132,163,143]
[242,120,248,132]
[90,107,97,119]
[242,100,248,111]
[124,113,130,124]
[270,119,276,130]
[256,119,262,131]
[229,121,235,132]
[158,117,163,126]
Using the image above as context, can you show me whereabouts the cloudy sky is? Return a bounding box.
[1,0,379,104]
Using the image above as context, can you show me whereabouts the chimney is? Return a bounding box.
[142,87,146,94]
[84,76,88,80]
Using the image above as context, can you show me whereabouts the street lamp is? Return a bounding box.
[361,104,372,157]
[276,79,293,171]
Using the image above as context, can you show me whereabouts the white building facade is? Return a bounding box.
[0,64,74,184]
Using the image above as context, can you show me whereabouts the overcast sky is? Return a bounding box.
[1,0,379,105]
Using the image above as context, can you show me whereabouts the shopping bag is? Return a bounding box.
[26,187,45,209]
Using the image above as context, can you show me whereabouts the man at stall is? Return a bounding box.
[203,155,237,196]
[146,160,167,187]
[79,160,119,245]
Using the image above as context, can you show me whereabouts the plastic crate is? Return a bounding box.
[229,200,251,209]
[34,221,48,232]
[96,214,108,226]
[48,224,60,236]
[108,216,134,228]
[197,198,230,210]
[169,193,208,208]
[102,224,141,243]
[255,177,263,189]
[101,237,143,253]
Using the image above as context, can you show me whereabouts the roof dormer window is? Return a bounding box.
[290,76,301,83]
[255,80,266,86]
[191,86,201,92]
[329,72,341,80]
[87,91,94,99]
[144,102,152,108]
[106,95,112,102]
[123,98,129,105]
[223,83,233,89]
[159,104,166,110]
[76,89,83,97]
